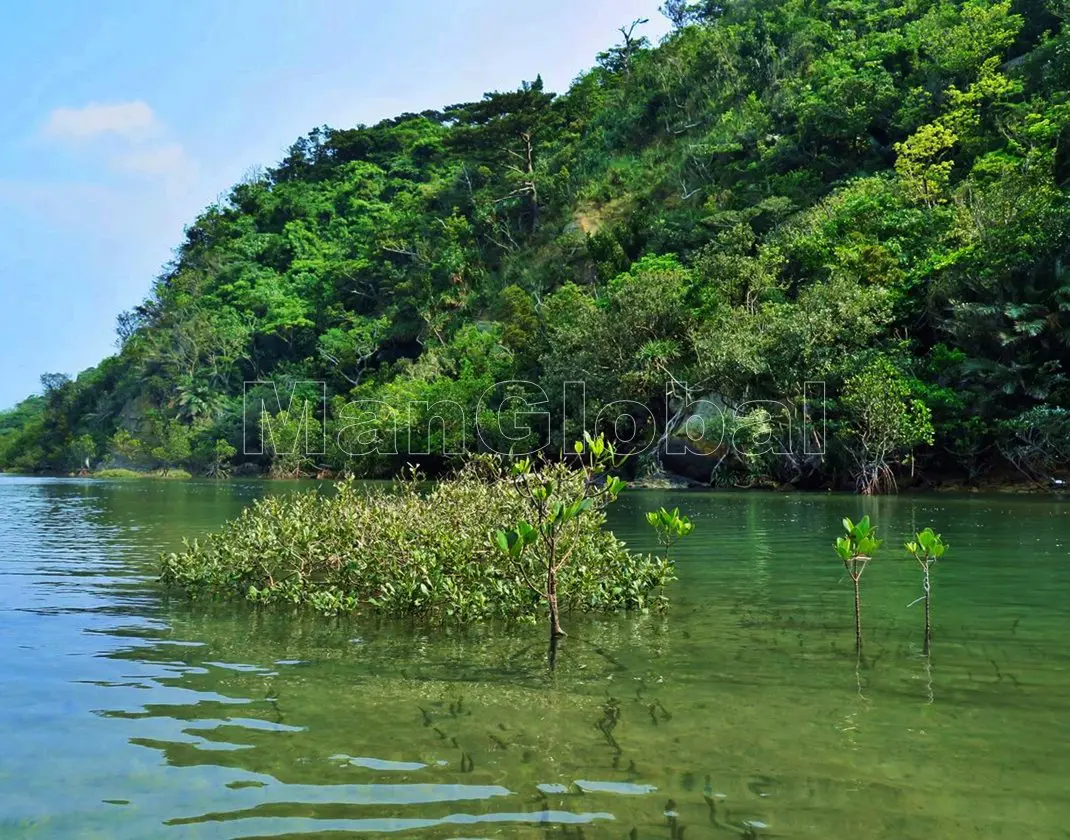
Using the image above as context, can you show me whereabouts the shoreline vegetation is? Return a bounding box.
[92,468,194,480]
[161,438,684,631]
[1,466,1061,496]
[2,1,1070,493]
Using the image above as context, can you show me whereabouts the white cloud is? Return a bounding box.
[43,101,158,140]
[10,99,203,259]
[37,100,198,198]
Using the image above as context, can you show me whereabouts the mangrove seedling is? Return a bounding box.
[646,506,694,562]
[905,527,948,656]
[834,515,882,656]
[494,432,628,642]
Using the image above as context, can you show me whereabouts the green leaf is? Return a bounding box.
[857,536,882,555]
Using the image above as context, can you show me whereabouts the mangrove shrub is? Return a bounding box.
[160,457,674,621]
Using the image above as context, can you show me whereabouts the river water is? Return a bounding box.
[1,475,1068,838]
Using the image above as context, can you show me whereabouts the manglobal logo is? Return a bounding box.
[242,380,827,460]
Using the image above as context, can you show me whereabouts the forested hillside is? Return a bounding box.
[3,0,1070,491]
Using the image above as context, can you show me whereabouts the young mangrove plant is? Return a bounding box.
[494,433,630,641]
[905,527,948,656]
[834,515,882,656]
[646,506,694,563]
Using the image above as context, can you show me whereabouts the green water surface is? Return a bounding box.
[1,475,1068,839]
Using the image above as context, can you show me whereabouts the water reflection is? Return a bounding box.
[92,606,688,837]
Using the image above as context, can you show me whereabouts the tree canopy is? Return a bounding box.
[3,0,1069,490]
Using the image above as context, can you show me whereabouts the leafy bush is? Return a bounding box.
[94,468,143,479]
[839,357,934,494]
[95,468,194,480]
[997,407,1070,483]
[160,457,674,621]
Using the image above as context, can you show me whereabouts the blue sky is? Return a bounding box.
[0,1,668,410]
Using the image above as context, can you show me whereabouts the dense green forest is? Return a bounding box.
[3,0,1070,491]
